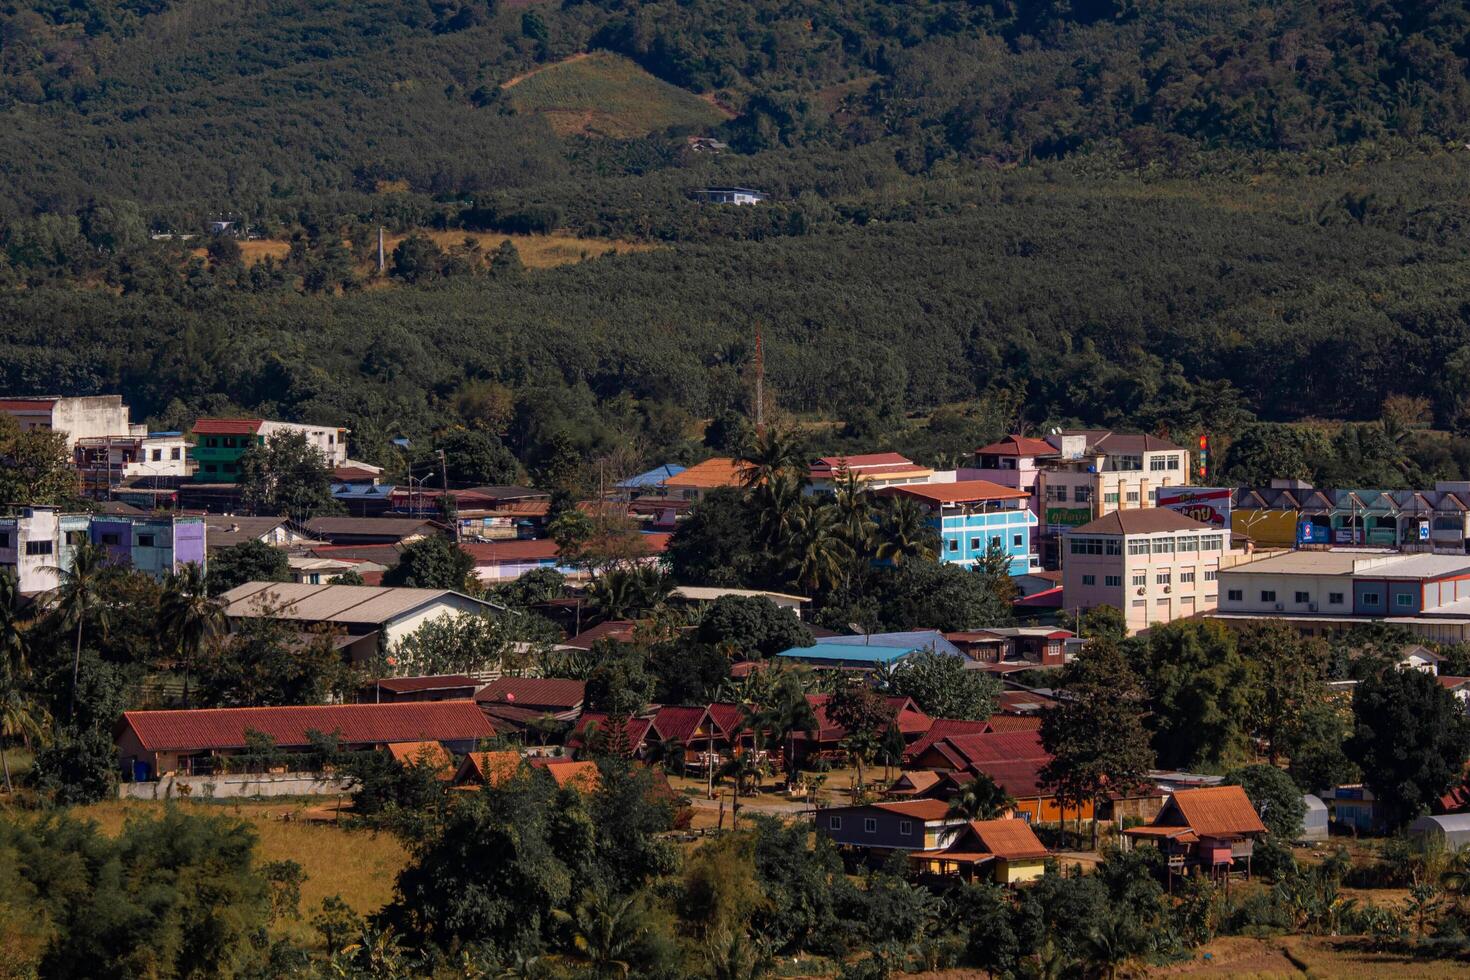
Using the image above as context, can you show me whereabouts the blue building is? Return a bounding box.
[775,630,967,669]
[876,480,1039,575]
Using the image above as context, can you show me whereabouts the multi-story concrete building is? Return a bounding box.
[190,418,348,482]
[1211,550,1470,643]
[970,431,1191,566]
[0,507,206,593]
[806,452,935,494]
[0,395,142,446]
[74,432,193,497]
[1061,509,1233,634]
[876,480,1039,575]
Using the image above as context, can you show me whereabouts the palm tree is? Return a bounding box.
[784,499,853,592]
[643,731,687,775]
[47,541,112,721]
[0,571,28,683]
[0,679,46,793]
[587,566,672,622]
[0,571,39,793]
[750,672,819,787]
[737,426,807,490]
[705,929,774,980]
[159,562,227,708]
[750,469,805,551]
[831,466,877,559]
[874,496,940,566]
[1440,844,1470,914]
[717,738,769,828]
[555,888,648,979]
[946,771,1015,821]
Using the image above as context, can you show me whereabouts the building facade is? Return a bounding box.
[0,395,141,446]
[875,480,1039,575]
[74,432,192,497]
[1061,509,1231,634]
[0,507,206,593]
[806,453,935,494]
[191,418,348,482]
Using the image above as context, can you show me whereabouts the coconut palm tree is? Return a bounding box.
[750,469,806,552]
[47,541,112,721]
[737,426,807,490]
[784,499,853,593]
[555,888,648,979]
[831,466,877,559]
[159,562,227,708]
[946,771,1015,821]
[0,684,46,793]
[749,672,819,787]
[586,566,671,621]
[874,496,940,566]
[0,571,28,682]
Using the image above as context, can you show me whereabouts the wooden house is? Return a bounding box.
[1122,785,1267,879]
[909,818,1050,885]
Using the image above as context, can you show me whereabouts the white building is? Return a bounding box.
[74,432,192,496]
[0,395,142,446]
[0,507,61,593]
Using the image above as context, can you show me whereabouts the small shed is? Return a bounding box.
[1409,814,1470,850]
[1300,794,1329,842]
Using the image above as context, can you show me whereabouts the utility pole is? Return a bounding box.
[754,324,765,436]
[438,449,457,543]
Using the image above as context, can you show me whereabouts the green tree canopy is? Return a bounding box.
[383,536,475,591]
[238,429,341,521]
[695,594,812,659]
[206,539,290,596]
[888,649,1000,720]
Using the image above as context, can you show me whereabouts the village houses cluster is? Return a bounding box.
[9,392,1470,887]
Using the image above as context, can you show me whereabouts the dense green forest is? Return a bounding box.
[4,0,1470,480]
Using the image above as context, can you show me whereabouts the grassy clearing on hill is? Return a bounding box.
[504,51,730,138]
[66,798,408,945]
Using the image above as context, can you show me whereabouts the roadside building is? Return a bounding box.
[74,431,192,497]
[909,818,1051,884]
[475,678,585,739]
[775,630,967,670]
[190,418,349,482]
[116,701,495,781]
[874,480,1038,575]
[0,395,141,446]
[0,507,206,593]
[202,516,307,552]
[1062,508,1233,634]
[300,516,440,546]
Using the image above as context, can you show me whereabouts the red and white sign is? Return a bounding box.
[1157,486,1231,529]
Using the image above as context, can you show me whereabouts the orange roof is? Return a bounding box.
[875,480,1030,505]
[456,750,523,787]
[965,819,1049,860]
[386,740,453,777]
[192,418,265,435]
[1162,786,1267,838]
[887,771,942,796]
[872,798,954,820]
[531,758,601,792]
[664,457,742,490]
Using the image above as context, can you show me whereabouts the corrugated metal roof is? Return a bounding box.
[221,582,495,625]
[967,819,1049,859]
[476,677,585,710]
[1071,508,1213,536]
[122,701,494,751]
[193,418,264,435]
[1166,786,1268,838]
[876,480,1030,505]
[372,675,477,694]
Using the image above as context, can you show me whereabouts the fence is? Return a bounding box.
[118,772,355,801]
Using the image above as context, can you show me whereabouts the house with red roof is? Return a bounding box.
[1123,785,1267,879]
[116,701,495,781]
[789,694,932,764]
[907,728,1092,824]
[475,678,585,739]
[566,712,655,756]
[908,818,1051,884]
[807,453,934,494]
[361,674,479,703]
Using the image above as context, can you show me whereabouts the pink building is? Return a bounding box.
[1060,509,1234,635]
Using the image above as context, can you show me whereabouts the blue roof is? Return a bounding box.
[774,630,964,664]
[616,464,686,490]
[147,431,183,438]
[332,483,396,498]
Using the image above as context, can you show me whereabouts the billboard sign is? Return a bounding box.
[1297,519,1330,545]
[1045,506,1092,528]
[1157,486,1231,529]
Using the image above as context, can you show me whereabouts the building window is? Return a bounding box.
[65,530,87,547]
[1082,575,1096,586]
[223,463,237,474]
[1180,571,1195,584]
[899,820,913,836]
[1105,575,1122,587]
[1156,572,1171,585]
[1227,589,1243,601]
[1177,536,1198,553]
[1105,538,1121,555]
[828,816,842,830]
[204,463,217,474]
[1127,540,1149,556]
[1362,592,1380,605]
[1013,534,1023,547]
[1075,486,1092,503]
[1104,492,1119,505]
[1168,455,1181,470]
[1131,599,1145,609]
[1152,537,1175,555]
[864,817,877,834]
[1396,594,1413,608]
[971,538,981,551]
[151,449,162,461]
[1070,537,1104,556]
[24,541,52,556]
[1126,491,1140,503]
[137,534,155,548]
[990,535,1001,550]
[0,533,8,548]
[1116,455,1142,471]
[948,539,958,553]
[1149,455,1169,471]
[1047,486,1068,502]
[171,448,182,460]
[1261,590,1277,603]
[1294,591,1309,604]
[1201,535,1223,552]
[1132,573,1146,587]
[1329,592,1344,605]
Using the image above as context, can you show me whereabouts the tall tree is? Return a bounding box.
[383,536,474,591]
[783,498,852,593]
[827,681,892,798]
[159,562,226,708]
[46,541,111,722]
[1236,621,1327,765]
[1138,620,1261,770]
[737,426,806,491]
[874,496,940,567]
[1040,638,1156,848]
[888,649,1000,720]
[1347,667,1470,830]
[237,430,341,520]
[205,539,290,596]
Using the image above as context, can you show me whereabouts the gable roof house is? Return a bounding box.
[816,799,968,862]
[475,678,586,739]
[907,729,1093,824]
[301,516,442,546]
[909,818,1051,884]
[1123,785,1267,878]
[117,701,495,782]
[362,674,479,703]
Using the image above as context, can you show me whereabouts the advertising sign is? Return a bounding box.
[1045,507,1092,528]
[1297,520,1330,545]
[1157,486,1231,529]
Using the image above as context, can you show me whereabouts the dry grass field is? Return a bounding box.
[67,798,409,945]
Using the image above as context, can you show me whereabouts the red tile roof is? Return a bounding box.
[705,702,748,736]
[649,705,710,745]
[871,798,954,820]
[875,480,1030,505]
[1160,786,1268,838]
[0,398,56,411]
[567,712,653,751]
[121,701,494,752]
[371,675,477,695]
[903,718,991,761]
[1071,508,1211,536]
[475,677,585,710]
[965,759,1048,799]
[975,435,1058,458]
[801,694,932,743]
[461,539,561,563]
[192,418,265,435]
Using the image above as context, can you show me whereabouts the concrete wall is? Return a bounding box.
[261,421,348,466]
[51,395,137,444]
[120,772,355,800]
[1,508,60,593]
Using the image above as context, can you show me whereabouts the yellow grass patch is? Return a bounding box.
[504,51,729,138]
[67,798,409,944]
